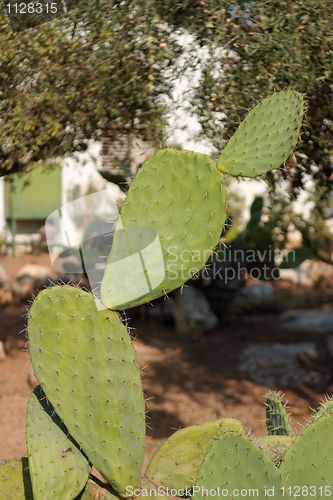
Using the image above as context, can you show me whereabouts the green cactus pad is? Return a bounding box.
[193,433,288,500]
[0,459,33,499]
[265,392,292,436]
[80,481,118,499]
[101,149,226,310]
[254,435,293,464]
[281,415,333,493]
[28,285,145,497]
[217,90,304,177]
[26,388,90,500]
[146,418,243,491]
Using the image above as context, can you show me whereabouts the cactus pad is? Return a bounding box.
[265,392,292,436]
[0,459,33,499]
[281,415,333,493]
[146,418,243,491]
[217,90,304,177]
[28,285,145,497]
[101,149,226,310]
[26,388,90,500]
[193,433,288,500]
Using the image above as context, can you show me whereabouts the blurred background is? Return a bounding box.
[0,0,332,466]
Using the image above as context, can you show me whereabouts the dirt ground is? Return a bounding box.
[0,254,332,472]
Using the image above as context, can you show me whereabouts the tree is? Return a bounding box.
[0,1,176,176]
[1,0,332,208]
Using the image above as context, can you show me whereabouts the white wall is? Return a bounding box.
[45,141,125,257]
[61,141,124,206]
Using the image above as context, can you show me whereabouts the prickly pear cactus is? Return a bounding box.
[265,392,292,436]
[193,433,289,500]
[281,415,333,494]
[28,285,145,497]
[217,90,303,177]
[26,388,90,500]
[101,149,226,310]
[0,459,33,500]
[145,418,243,491]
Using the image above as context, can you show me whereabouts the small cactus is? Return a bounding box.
[265,392,292,436]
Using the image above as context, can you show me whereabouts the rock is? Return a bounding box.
[240,342,326,388]
[0,341,6,361]
[0,288,13,306]
[0,265,9,288]
[172,286,218,333]
[281,309,333,334]
[229,283,275,313]
[13,264,57,300]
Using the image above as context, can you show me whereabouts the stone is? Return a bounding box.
[13,264,57,300]
[281,309,333,334]
[172,286,218,333]
[0,288,13,306]
[240,342,326,388]
[229,283,275,313]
